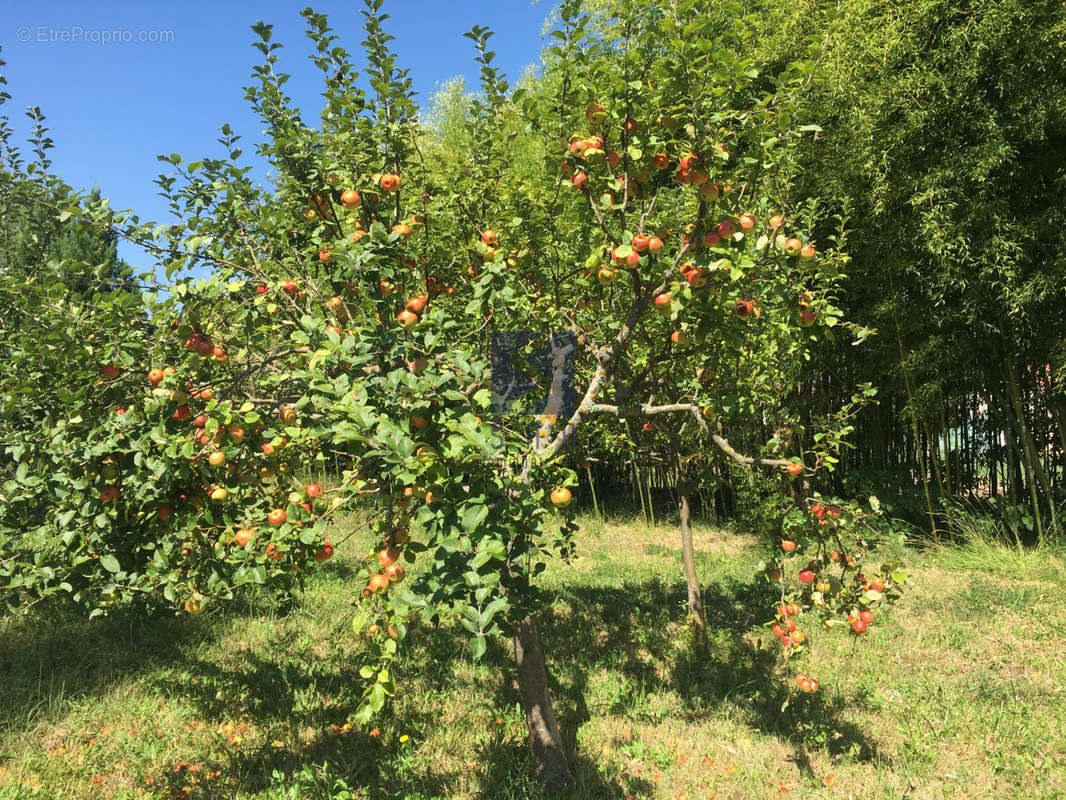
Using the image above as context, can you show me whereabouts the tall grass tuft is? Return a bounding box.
[931,502,1066,581]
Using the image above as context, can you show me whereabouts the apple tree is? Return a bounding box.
[0,2,904,793]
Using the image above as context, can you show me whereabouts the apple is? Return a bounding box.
[851,618,868,633]
[481,229,498,246]
[148,368,165,386]
[606,150,621,169]
[101,363,120,379]
[686,268,706,288]
[799,309,816,327]
[282,280,299,295]
[157,505,172,521]
[208,451,227,467]
[234,528,255,547]
[622,116,638,133]
[256,284,268,294]
[405,295,428,314]
[184,598,202,615]
[786,462,804,476]
[392,223,412,238]
[781,539,797,552]
[340,189,361,208]
[647,236,664,253]
[735,300,754,317]
[209,486,228,502]
[717,219,737,238]
[268,508,287,526]
[100,486,120,503]
[597,267,619,285]
[859,610,874,623]
[572,171,588,190]
[698,182,719,202]
[689,167,709,186]
[679,153,699,171]
[811,504,826,519]
[368,573,390,594]
[670,330,687,345]
[585,101,607,124]
[569,138,589,158]
[377,545,400,569]
[800,243,817,260]
[379,173,401,191]
[641,422,652,432]
[316,541,334,562]
[305,483,323,498]
[827,505,841,519]
[279,406,297,423]
[397,309,419,330]
[318,248,332,263]
[266,542,283,560]
[738,213,757,231]
[550,486,572,508]
[867,576,885,592]
[783,237,803,256]
[702,231,721,247]
[409,357,428,375]
[631,234,650,252]
[172,405,191,421]
[798,569,815,584]
[352,229,367,243]
[653,293,672,315]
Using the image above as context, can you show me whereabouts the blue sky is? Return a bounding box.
[2,1,551,266]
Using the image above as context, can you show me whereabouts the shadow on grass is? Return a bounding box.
[1,572,883,798]
[0,603,206,733]
[542,576,885,769]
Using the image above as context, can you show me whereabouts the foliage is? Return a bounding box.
[0,2,902,772]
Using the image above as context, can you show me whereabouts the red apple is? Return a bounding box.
[340,189,361,208]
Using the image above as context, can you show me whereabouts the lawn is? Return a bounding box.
[1,513,1065,799]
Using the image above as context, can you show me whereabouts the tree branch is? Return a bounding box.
[586,401,792,468]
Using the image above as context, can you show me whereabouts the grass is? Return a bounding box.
[2,512,1066,799]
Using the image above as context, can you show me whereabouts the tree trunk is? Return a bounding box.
[513,615,572,794]
[1005,362,1056,537]
[678,488,706,640]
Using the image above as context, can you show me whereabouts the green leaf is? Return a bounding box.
[461,503,488,533]
[470,635,487,661]
[99,555,121,573]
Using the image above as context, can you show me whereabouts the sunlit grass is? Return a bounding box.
[1,512,1065,798]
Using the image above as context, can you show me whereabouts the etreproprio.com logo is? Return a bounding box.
[491,331,577,441]
[16,26,175,44]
